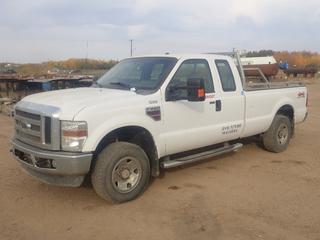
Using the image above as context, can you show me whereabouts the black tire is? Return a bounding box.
[262,114,292,153]
[91,142,150,203]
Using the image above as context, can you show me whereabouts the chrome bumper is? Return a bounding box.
[11,138,93,187]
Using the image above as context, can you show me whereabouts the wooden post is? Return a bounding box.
[6,81,9,98]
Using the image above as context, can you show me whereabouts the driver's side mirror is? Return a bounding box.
[187,78,206,102]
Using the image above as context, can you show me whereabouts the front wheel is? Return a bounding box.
[91,142,150,203]
[262,114,292,153]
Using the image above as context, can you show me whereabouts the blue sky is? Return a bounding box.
[1,0,320,63]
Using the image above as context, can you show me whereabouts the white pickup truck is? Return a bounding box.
[11,52,308,203]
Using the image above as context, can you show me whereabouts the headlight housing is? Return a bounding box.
[61,121,88,152]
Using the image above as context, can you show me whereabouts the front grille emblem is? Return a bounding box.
[21,122,32,129]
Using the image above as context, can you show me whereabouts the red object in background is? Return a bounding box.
[243,64,279,77]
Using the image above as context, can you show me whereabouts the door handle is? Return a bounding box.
[216,100,222,111]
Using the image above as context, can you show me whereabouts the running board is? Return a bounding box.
[161,143,243,169]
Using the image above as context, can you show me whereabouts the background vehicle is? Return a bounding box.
[11,51,308,203]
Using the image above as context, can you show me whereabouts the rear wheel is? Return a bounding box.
[91,142,150,203]
[262,114,292,153]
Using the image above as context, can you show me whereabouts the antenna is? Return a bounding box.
[86,40,89,62]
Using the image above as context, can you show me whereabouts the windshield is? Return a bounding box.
[96,57,177,91]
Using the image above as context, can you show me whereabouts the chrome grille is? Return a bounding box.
[13,102,61,150]
[15,110,42,143]
[15,109,53,149]
[16,119,41,132]
[15,109,41,121]
[16,128,41,142]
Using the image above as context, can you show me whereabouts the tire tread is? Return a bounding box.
[91,142,150,203]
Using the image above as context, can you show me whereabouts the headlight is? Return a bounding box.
[61,121,88,152]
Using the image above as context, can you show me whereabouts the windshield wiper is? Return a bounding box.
[109,81,133,90]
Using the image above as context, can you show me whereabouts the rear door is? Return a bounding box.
[210,58,245,140]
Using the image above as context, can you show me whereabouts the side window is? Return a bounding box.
[215,60,236,92]
[167,59,214,100]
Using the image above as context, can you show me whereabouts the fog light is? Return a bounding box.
[51,160,57,168]
[35,158,56,169]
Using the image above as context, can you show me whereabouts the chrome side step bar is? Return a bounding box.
[161,143,243,169]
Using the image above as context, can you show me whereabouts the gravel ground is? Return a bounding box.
[0,82,319,240]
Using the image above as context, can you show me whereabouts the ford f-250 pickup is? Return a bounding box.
[11,51,308,203]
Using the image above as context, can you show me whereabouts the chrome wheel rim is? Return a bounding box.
[111,157,142,193]
[277,123,289,145]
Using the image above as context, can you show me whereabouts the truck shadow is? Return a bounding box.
[81,136,263,195]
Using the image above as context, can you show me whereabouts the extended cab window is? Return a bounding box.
[167,59,214,100]
[215,60,236,92]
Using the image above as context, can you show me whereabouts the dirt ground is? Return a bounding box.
[1,82,319,240]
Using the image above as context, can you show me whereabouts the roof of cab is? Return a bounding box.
[125,53,231,60]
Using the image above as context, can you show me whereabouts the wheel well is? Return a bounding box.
[276,105,294,123]
[91,126,159,177]
[276,104,295,135]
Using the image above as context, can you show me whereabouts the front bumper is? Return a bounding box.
[11,138,93,187]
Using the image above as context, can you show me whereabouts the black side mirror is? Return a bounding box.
[187,78,205,102]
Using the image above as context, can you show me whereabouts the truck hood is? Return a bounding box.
[19,87,141,119]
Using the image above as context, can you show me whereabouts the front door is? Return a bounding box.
[161,59,222,155]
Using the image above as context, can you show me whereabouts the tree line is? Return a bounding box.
[14,59,118,75]
[3,51,320,76]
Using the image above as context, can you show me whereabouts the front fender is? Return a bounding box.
[82,114,163,156]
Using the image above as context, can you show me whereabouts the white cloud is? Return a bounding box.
[127,24,148,38]
[1,0,320,62]
[131,0,320,25]
[231,0,320,24]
